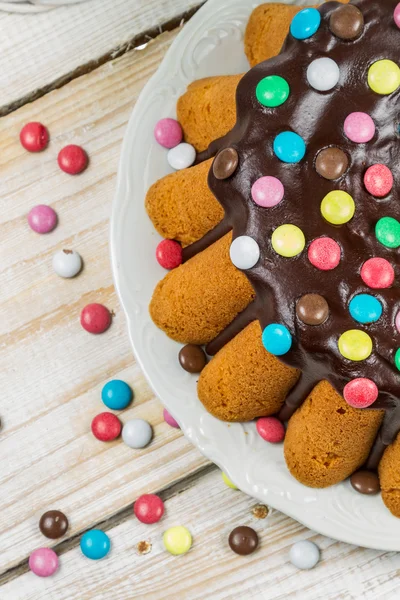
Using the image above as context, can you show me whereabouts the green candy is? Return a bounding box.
[375,217,400,249]
[395,349,400,372]
[256,75,290,108]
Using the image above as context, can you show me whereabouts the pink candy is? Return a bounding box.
[163,408,180,429]
[395,3,400,29]
[251,176,284,208]
[256,417,285,443]
[29,548,59,577]
[154,118,183,149]
[396,311,400,334]
[364,164,393,197]
[28,204,57,234]
[344,112,375,143]
[308,237,341,271]
[343,378,378,409]
[361,257,395,289]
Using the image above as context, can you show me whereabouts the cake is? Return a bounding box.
[147,0,400,517]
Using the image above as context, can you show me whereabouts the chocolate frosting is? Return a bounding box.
[194,0,400,467]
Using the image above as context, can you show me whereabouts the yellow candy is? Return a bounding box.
[321,190,355,225]
[163,526,192,555]
[368,60,400,95]
[271,224,305,257]
[222,471,238,489]
[338,330,373,362]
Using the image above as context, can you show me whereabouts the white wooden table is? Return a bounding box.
[0,1,399,598]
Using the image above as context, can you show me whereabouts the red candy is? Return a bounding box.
[134,494,164,524]
[80,303,112,334]
[364,164,393,197]
[58,144,88,175]
[91,412,122,441]
[256,417,285,443]
[343,378,379,408]
[361,258,394,289]
[20,122,49,152]
[308,237,341,271]
[156,239,183,270]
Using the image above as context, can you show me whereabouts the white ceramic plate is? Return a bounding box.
[111,0,400,551]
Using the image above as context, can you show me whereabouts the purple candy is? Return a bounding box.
[29,548,59,577]
[154,118,183,149]
[163,408,180,429]
[28,205,57,234]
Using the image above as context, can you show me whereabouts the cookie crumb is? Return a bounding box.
[135,540,152,555]
[251,504,269,519]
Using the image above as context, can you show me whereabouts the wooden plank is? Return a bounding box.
[0,29,210,574]
[0,0,203,114]
[2,469,398,599]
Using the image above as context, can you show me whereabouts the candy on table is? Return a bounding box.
[101,379,133,410]
[262,324,292,356]
[91,412,122,442]
[289,541,320,570]
[230,236,260,270]
[80,530,111,560]
[350,470,380,495]
[134,494,164,524]
[20,122,49,152]
[163,526,192,555]
[52,249,82,278]
[58,144,88,175]
[28,204,57,234]
[256,417,285,443]
[296,294,329,326]
[251,176,284,208]
[343,378,378,409]
[308,237,341,271]
[306,57,340,91]
[80,303,112,334]
[122,418,153,449]
[178,344,207,374]
[163,408,180,429]
[167,142,196,170]
[221,472,238,490]
[39,510,69,539]
[29,548,59,577]
[228,526,259,555]
[212,148,239,179]
[156,239,183,270]
[154,118,183,149]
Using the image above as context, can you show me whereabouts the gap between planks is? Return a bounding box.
[0,463,217,586]
[0,3,205,118]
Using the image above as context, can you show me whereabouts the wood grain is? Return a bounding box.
[2,469,399,599]
[0,29,211,575]
[0,0,203,114]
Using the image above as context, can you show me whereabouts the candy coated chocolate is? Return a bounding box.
[179,344,207,373]
[39,510,69,539]
[58,144,88,175]
[20,122,49,152]
[329,4,364,40]
[80,303,112,334]
[29,548,58,577]
[296,294,329,326]
[315,147,348,180]
[213,148,239,180]
[228,526,258,555]
[350,470,380,495]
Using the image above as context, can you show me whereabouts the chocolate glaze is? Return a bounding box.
[194,0,400,468]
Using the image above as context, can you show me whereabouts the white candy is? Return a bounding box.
[167,143,196,170]
[52,249,82,278]
[122,419,153,449]
[230,236,260,270]
[307,57,340,91]
[289,541,320,570]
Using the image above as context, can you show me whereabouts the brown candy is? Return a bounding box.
[179,344,207,373]
[350,470,380,495]
[315,147,349,181]
[296,294,329,326]
[228,526,258,555]
[39,510,69,539]
[329,5,364,41]
[212,148,239,180]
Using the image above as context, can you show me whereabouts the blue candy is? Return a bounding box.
[102,379,133,410]
[262,324,292,356]
[80,530,111,560]
[349,294,382,324]
[290,8,321,40]
[273,132,306,163]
